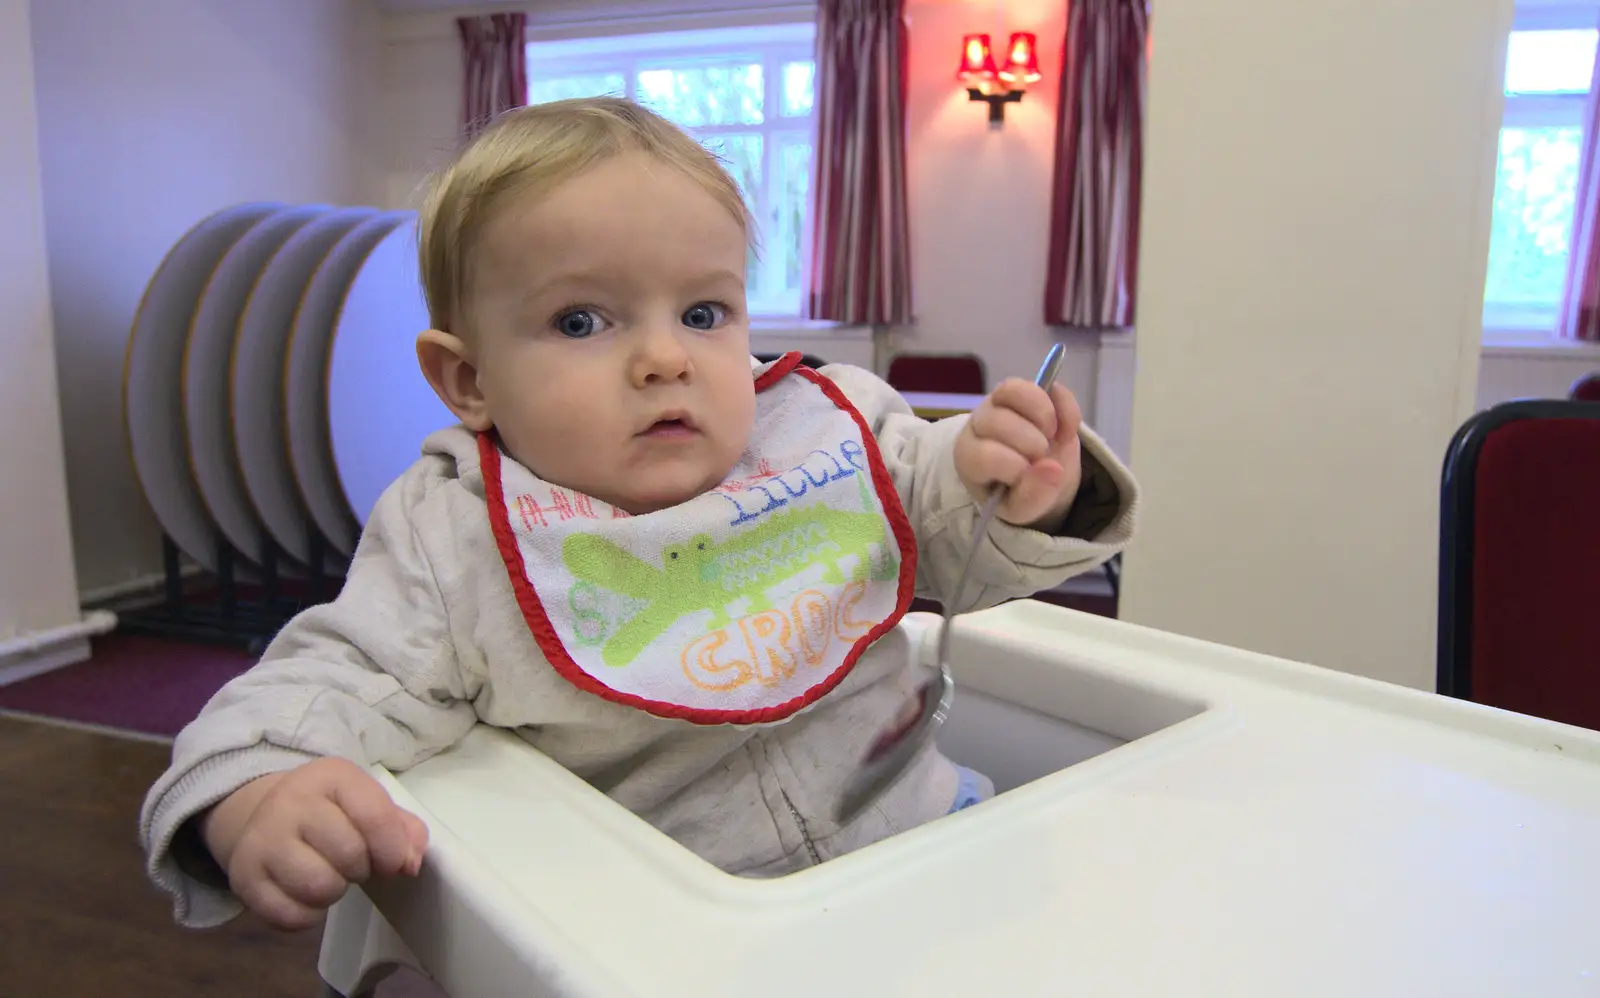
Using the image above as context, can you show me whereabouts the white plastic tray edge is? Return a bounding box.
[942,602,1600,763]
[368,769,638,998]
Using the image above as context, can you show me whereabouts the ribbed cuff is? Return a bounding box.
[142,743,320,928]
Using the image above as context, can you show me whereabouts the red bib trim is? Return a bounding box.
[481,353,918,725]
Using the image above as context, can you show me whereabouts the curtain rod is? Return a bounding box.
[528,3,815,29]
[387,3,815,43]
[524,4,815,42]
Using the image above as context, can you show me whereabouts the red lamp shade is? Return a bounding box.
[998,31,1042,85]
[956,33,998,83]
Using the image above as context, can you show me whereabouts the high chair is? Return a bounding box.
[320,601,1600,998]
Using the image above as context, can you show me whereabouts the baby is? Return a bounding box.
[140,96,1138,931]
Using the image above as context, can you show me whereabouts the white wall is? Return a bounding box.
[1093,337,1600,470]
[376,0,1101,405]
[29,0,384,596]
[379,6,464,210]
[1118,0,1514,690]
[901,0,1099,406]
[0,0,82,648]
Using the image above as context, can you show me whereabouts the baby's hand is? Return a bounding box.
[200,757,427,931]
[952,378,1084,529]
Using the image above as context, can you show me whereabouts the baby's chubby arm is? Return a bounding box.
[819,363,1138,611]
[140,477,479,929]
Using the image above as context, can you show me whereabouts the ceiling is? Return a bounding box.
[376,0,522,10]
[375,0,809,11]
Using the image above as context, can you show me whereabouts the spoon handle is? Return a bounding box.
[837,343,1072,823]
[940,343,1067,614]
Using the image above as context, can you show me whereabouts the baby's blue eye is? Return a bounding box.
[556,310,602,338]
[682,303,726,331]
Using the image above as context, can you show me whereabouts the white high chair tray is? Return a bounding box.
[339,602,1600,998]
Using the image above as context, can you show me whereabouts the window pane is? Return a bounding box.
[1505,30,1598,95]
[778,138,813,295]
[1483,126,1582,313]
[700,133,764,201]
[528,73,626,105]
[636,63,764,126]
[699,134,764,285]
[782,61,815,117]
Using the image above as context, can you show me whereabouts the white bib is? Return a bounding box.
[481,354,918,725]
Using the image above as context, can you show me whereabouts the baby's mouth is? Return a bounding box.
[640,413,698,438]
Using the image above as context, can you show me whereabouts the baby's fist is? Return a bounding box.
[952,378,1083,529]
[202,757,427,931]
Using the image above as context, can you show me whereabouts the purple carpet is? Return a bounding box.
[0,633,256,737]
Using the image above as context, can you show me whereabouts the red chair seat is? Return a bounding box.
[885,353,986,394]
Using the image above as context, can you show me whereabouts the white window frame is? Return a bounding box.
[1485,3,1600,334]
[525,21,818,319]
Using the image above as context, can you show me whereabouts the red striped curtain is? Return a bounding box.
[1043,0,1149,330]
[806,0,914,326]
[1558,33,1600,342]
[458,13,528,140]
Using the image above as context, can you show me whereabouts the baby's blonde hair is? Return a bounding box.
[417,96,753,336]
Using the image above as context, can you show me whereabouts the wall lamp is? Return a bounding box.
[957,31,1042,126]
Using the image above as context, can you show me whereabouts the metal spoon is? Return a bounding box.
[836,343,1069,825]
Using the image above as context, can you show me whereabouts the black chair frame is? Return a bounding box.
[753,351,828,370]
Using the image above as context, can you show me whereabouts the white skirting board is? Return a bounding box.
[79,564,205,609]
[0,610,117,688]
[0,638,90,688]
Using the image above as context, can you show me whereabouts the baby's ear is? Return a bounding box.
[416,329,493,432]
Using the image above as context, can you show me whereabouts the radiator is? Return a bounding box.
[1476,346,1600,409]
[1091,331,1137,465]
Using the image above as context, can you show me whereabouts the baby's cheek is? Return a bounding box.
[503,391,585,464]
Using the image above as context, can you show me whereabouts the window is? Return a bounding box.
[1484,7,1599,330]
[527,23,817,318]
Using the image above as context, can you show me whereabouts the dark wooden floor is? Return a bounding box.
[0,715,331,996]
